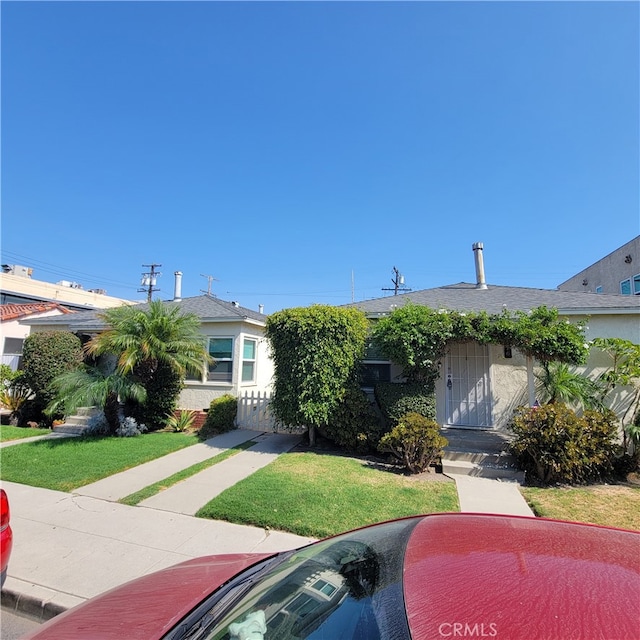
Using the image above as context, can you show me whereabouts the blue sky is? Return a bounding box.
[2,1,638,313]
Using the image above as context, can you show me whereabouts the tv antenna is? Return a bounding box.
[200,274,218,296]
[382,266,411,295]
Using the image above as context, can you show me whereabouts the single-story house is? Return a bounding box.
[1,302,75,371]
[21,293,273,414]
[348,244,640,435]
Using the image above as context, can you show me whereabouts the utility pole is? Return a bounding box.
[139,264,161,302]
[382,266,411,295]
[200,274,218,296]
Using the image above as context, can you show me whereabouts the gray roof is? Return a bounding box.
[21,295,267,331]
[346,283,640,316]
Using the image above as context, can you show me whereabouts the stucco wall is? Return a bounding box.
[178,321,274,411]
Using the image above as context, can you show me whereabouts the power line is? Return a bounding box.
[0,250,139,290]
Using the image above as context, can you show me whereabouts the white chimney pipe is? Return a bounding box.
[258,304,264,314]
[472,242,487,290]
[174,271,183,301]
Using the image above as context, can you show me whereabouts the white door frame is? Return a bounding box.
[444,342,493,429]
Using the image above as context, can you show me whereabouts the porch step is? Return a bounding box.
[53,407,100,435]
[441,427,524,482]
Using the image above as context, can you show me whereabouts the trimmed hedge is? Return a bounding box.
[198,394,238,440]
[374,382,436,426]
[321,385,385,454]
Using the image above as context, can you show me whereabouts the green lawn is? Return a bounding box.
[0,424,51,441]
[521,485,640,531]
[196,451,460,538]
[0,432,198,491]
[119,440,256,505]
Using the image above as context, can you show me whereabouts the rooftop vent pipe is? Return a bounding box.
[472,242,488,290]
[258,304,264,314]
[174,271,183,301]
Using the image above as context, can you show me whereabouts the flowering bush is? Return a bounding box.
[116,416,148,437]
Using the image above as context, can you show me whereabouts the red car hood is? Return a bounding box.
[404,514,640,640]
[24,552,273,640]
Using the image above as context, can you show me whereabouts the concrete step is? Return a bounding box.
[52,425,90,436]
[440,427,524,482]
[441,458,525,483]
[53,407,100,435]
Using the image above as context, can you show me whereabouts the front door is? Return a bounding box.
[445,342,493,428]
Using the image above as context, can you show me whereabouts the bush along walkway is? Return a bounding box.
[73,430,301,516]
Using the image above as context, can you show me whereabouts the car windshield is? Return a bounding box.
[178,517,418,640]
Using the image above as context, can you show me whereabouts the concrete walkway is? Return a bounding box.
[74,429,262,502]
[0,428,533,622]
[449,474,534,517]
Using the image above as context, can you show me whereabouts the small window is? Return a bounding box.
[633,274,640,295]
[241,338,256,382]
[3,337,24,355]
[620,279,632,295]
[595,286,603,294]
[360,363,391,387]
[208,338,233,382]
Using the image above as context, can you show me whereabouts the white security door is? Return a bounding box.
[445,342,493,428]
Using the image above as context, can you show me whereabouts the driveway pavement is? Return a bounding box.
[0,428,533,622]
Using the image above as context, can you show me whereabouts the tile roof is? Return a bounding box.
[0,302,74,321]
[345,282,640,316]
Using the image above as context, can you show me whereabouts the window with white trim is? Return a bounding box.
[634,274,640,295]
[620,279,632,295]
[208,337,233,382]
[241,338,257,382]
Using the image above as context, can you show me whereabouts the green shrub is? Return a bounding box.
[130,361,183,431]
[21,331,84,425]
[509,403,619,485]
[321,386,385,454]
[198,394,237,440]
[378,412,448,474]
[374,382,436,426]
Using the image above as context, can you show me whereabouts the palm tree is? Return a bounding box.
[46,366,146,434]
[85,300,210,428]
[535,361,601,411]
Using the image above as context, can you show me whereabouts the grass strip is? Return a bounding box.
[0,432,198,491]
[521,485,640,531]
[0,425,51,441]
[196,451,460,539]
[119,440,256,505]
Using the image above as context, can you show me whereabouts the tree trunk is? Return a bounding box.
[308,425,316,448]
[104,392,121,434]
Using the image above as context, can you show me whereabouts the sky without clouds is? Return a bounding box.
[2,1,638,312]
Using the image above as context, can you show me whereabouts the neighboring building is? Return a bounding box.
[1,265,132,310]
[557,236,640,296]
[22,292,273,412]
[349,243,640,435]
[0,302,75,370]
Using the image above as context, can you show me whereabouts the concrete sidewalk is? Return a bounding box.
[0,428,533,623]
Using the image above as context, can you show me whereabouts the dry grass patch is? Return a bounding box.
[521,484,640,531]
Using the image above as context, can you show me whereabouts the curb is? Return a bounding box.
[1,578,85,622]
